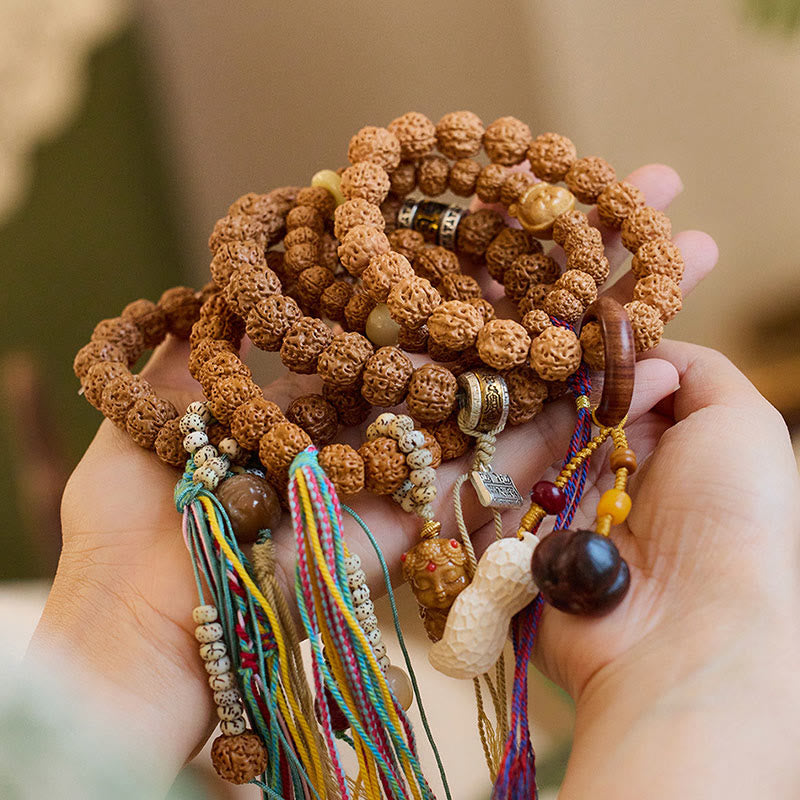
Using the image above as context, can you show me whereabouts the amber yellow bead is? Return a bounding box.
[596,488,632,525]
[312,169,346,206]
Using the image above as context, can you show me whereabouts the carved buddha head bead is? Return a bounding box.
[509,182,576,239]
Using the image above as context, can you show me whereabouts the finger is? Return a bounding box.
[139,335,202,402]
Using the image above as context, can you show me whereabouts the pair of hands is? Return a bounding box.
[29,164,800,797]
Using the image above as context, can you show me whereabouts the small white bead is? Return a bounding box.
[205,655,232,675]
[360,613,379,632]
[391,479,414,504]
[218,437,242,460]
[409,466,435,487]
[347,568,367,589]
[398,430,424,453]
[193,444,218,467]
[351,584,371,605]
[187,401,211,423]
[193,465,220,490]
[217,702,244,721]
[200,641,228,662]
[184,431,209,453]
[400,495,416,514]
[250,468,265,478]
[354,599,374,620]
[195,622,224,643]
[220,717,247,736]
[406,448,432,469]
[192,604,218,624]
[207,456,230,477]
[179,412,206,435]
[365,421,383,441]
[213,688,241,707]
[372,641,387,659]
[366,628,382,646]
[377,654,391,672]
[410,484,436,505]
[208,672,236,691]
[344,554,362,573]
[374,412,396,436]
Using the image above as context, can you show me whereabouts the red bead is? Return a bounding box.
[531,481,566,515]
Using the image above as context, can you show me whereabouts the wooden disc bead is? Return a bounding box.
[609,447,637,475]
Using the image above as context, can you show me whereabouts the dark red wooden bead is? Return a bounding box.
[530,480,566,515]
[531,529,630,616]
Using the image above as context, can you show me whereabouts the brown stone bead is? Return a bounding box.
[91,317,145,365]
[500,171,537,207]
[527,132,577,182]
[579,320,605,370]
[504,253,560,300]
[517,282,554,316]
[552,209,590,248]
[247,294,302,352]
[566,244,611,286]
[387,275,441,329]
[210,732,269,785]
[529,326,582,381]
[485,227,541,283]
[428,300,484,351]
[621,206,673,253]
[387,111,436,160]
[361,346,413,407]
[475,164,510,204]
[158,286,202,339]
[503,364,548,426]
[286,205,323,235]
[226,264,281,317]
[199,351,250,395]
[83,361,129,408]
[318,443,365,495]
[389,161,417,197]
[338,224,390,277]
[417,155,450,196]
[188,338,236,380]
[280,317,334,374]
[596,180,646,229]
[429,413,470,460]
[73,340,127,381]
[456,209,504,256]
[333,198,385,241]
[322,384,371,426]
[348,126,401,171]
[631,239,685,283]
[154,417,186,468]
[468,297,496,324]
[317,331,374,389]
[406,364,458,423]
[438,273,482,302]
[476,319,531,370]
[121,299,168,350]
[319,280,354,322]
[563,225,603,257]
[209,240,265,288]
[296,185,337,219]
[610,447,637,474]
[448,158,481,196]
[543,287,584,325]
[228,192,290,245]
[521,309,552,339]
[231,398,284,451]
[100,374,153,427]
[340,162,390,206]
[358,436,409,495]
[554,270,598,310]
[564,156,617,204]
[483,116,532,165]
[208,214,267,252]
[362,252,414,303]
[344,290,377,334]
[295,266,335,311]
[418,428,442,468]
[286,394,338,447]
[216,473,281,543]
[633,273,682,322]
[126,395,178,449]
[283,226,320,251]
[259,421,313,480]
[397,323,429,353]
[388,228,426,261]
[436,111,484,159]
[208,375,262,424]
[414,246,460,285]
[624,300,665,353]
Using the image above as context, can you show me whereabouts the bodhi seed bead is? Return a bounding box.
[217,703,245,722]
[205,655,232,675]
[213,689,241,707]
[406,448,432,469]
[221,718,247,736]
[184,431,209,452]
[193,444,218,467]
[596,488,632,525]
[347,568,367,588]
[366,628,382,646]
[207,456,230,477]
[361,613,379,632]
[187,401,211,422]
[192,604,218,624]
[410,467,435,486]
[209,672,236,691]
[344,554,362,573]
[218,437,243,460]
[200,641,228,661]
[195,622,224,643]
[377,654,391,672]
[352,584,371,605]
[372,641,387,659]
[193,465,220,490]
[531,481,566,515]
[401,494,416,514]
[398,430,425,453]
[180,412,207,435]
[355,599,374,620]
[374,412,396,436]
[410,485,436,505]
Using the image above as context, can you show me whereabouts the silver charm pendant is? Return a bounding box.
[470,470,524,508]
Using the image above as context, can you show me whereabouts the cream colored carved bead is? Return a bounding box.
[312,168,346,206]
[200,641,228,662]
[218,437,243,460]
[387,416,413,439]
[392,479,414,504]
[360,613,380,632]
[220,718,247,736]
[205,655,232,675]
[372,641,387,659]
[184,430,209,453]
[180,412,207,435]
[352,584,370,605]
[398,430,425,453]
[344,553,362,573]
[355,599,374,620]
[410,466,435,487]
[217,703,245,721]
[207,456,230,477]
[366,420,383,440]
[209,671,236,691]
[193,465,220,490]
[195,622,224,643]
[377,654,391,671]
[406,448,432,469]
[429,532,539,679]
[213,688,241,707]
[193,444,218,467]
[186,401,211,422]
[366,628,383,647]
[193,604,219,624]
[373,412,396,436]
[401,494,417,514]
[410,484,436,505]
[347,568,367,589]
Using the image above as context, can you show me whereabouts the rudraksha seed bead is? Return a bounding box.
[469,297,496,324]
[208,214,267,252]
[286,205,324,235]
[566,244,611,285]
[247,295,302,352]
[206,421,232,449]
[529,326,582,381]
[527,132,577,182]
[73,340,127,381]
[210,732,269,785]
[389,161,417,197]
[436,110,485,159]
[265,250,286,282]
[340,162,390,206]
[189,314,244,352]
[228,191,290,244]
[344,291,377,334]
[283,225,320,251]
[564,156,617,204]
[322,384,371,426]
[283,244,319,280]
[414,246,460,285]
[286,394,338,447]
[417,155,450,196]
[333,198,385,241]
[388,228,425,261]
[296,266,335,311]
[579,320,605,370]
[362,252,414,303]
[531,480,566,514]
[563,225,603,257]
[554,270,598,310]
[387,276,441,329]
[504,253,560,300]
[154,417,186,467]
[217,473,281,543]
[397,323,429,353]
[500,171,537,207]
[295,185,337,218]
[517,282,554,316]
[348,126,401,171]
[126,395,178,449]
[531,529,630,616]
[476,319,531,371]
[158,286,202,339]
[361,346,413,407]
[483,116,532,165]
[209,375,262,424]
[429,413,470,461]
[226,264,282,317]
[338,225,390,277]
[552,209,590,248]
[199,352,250,395]
[633,273,682,322]
[91,317,144,365]
[631,239,685,283]
[543,288,584,325]
[317,331,374,390]
[319,233,341,271]
[448,158,482,196]
[475,164,510,204]
[280,317,334,374]
[456,209,504,256]
[503,364,548,426]
[100,374,153,427]
[596,181,646,229]
[188,339,236,380]
[83,361,128,408]
[406,363,458,424]
[209,240,265,288]
[318,443,365,495]
[358,436,409,495]
[621,206,673,253]
[121,299,168,350]
[485,227,540,283]
[428,300,484,351]
[258,421,313,480]
[387,111,436,160]
[521,309,552,339]
[438,273,482,302]
[624,300,665,352]
[320,280,354,322]
[231,398,285,451]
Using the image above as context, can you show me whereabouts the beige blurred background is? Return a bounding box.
[1,0,798,798]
